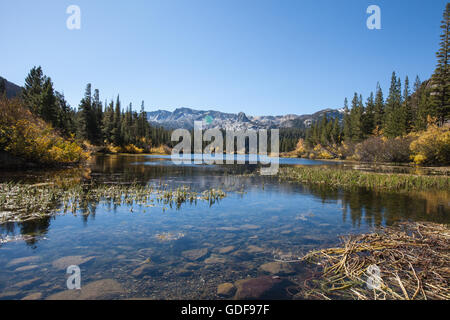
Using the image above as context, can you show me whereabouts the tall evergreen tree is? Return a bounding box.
[415,81,434,130]
[349,93,364,141]
[343,97,352,141]
[138,101,148,139]
[363,92,375,135]
[92,89,103,144]
[373,82,385,132]
[112,95,122,146]
[410,76,422,128]
[22,66,45,115]
[431,3,450,126]
[78,84,93,141]
[55,92,75,136]
[40,77,58,126]
[384,72,405,137]
[403,76,413,132]
[331,118,341,144]
[102,100,115,144]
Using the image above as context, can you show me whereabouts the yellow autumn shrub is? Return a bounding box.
[0,97,89,165]
[106,144,123,154]
[295,139,307,156]
[410,124,450,165]
[123,144,144,154]
[149,145,172,155]
[309,144,335,160]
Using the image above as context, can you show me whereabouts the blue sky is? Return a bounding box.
[0,0,446,115]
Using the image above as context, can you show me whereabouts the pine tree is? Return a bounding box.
[349,93,364,141]
[363,92,375,135]
[138,101,148,139]
[431,3,450,126]
[410,76,422,128]
[343,98,352,141]
[92,89,103,144]
[21,67,76,133]
[319,114,334,146]
[78,84,93,141]
[102,100,115,144]
[415,81,434,130]
[374,82,384,131]
[403,76,413,132]
[55,92,75,136]
[112,95,122,146]
[331,118,341,144]
[40,77,58,126]
[22,66,45,115]
[384,72,405,137]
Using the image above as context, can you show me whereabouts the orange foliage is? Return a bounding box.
[0,97,89,165]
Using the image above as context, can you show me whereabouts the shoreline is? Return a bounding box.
[2,151,449,175]
[296,221,449,300]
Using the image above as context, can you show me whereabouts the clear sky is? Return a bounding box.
[0,0,447,116]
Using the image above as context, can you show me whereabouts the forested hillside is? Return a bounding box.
[297,4,449,165]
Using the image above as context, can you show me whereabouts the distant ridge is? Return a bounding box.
[0,77,22,99]
[147,107,344,130]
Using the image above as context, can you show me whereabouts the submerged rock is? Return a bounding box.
[131,264,162,277]
[13,277,41,289]
[230,250,251,260]
[7,256,41,268]
[259,262,296,276]
[51,256,95,270]
[204,254,227,264]
[233,276,293,300]
[46,279,125,300]
[240,224,260,230]
[174,268,193,277]
[0,291,21,299]
[184,262,201,270]
[246,245,265,254]
[217,227,240,231]
[22,292,43,300]
[218,246,235,254]
[14,265,39,272]
[181,248,209,261]
[217,283,236,298]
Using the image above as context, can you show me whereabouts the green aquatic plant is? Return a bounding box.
[278,167,450,192]
[0,182,227,223]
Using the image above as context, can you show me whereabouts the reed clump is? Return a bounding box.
[0,182,227,223]
[278,167,450,191]
[298,222,450,300]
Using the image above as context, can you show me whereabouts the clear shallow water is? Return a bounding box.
[0,155,448,300]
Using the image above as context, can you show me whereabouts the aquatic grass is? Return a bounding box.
[278,167,450,191]
[297,222,450,300]
[0,182,227,223]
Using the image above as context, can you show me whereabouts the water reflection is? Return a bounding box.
[0,154,448,300]
[1,155,448,249]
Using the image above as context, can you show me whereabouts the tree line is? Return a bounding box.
[305,3,449,149]
[19,67,172,150]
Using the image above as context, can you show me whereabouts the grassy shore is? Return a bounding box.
[278,166,450,191]
[297,221,449,300]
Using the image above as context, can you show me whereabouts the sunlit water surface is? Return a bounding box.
[0,155,448,300]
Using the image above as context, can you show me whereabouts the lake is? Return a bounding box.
[0,154,448,300]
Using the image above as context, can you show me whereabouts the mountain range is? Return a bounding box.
[147,107,345,130]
